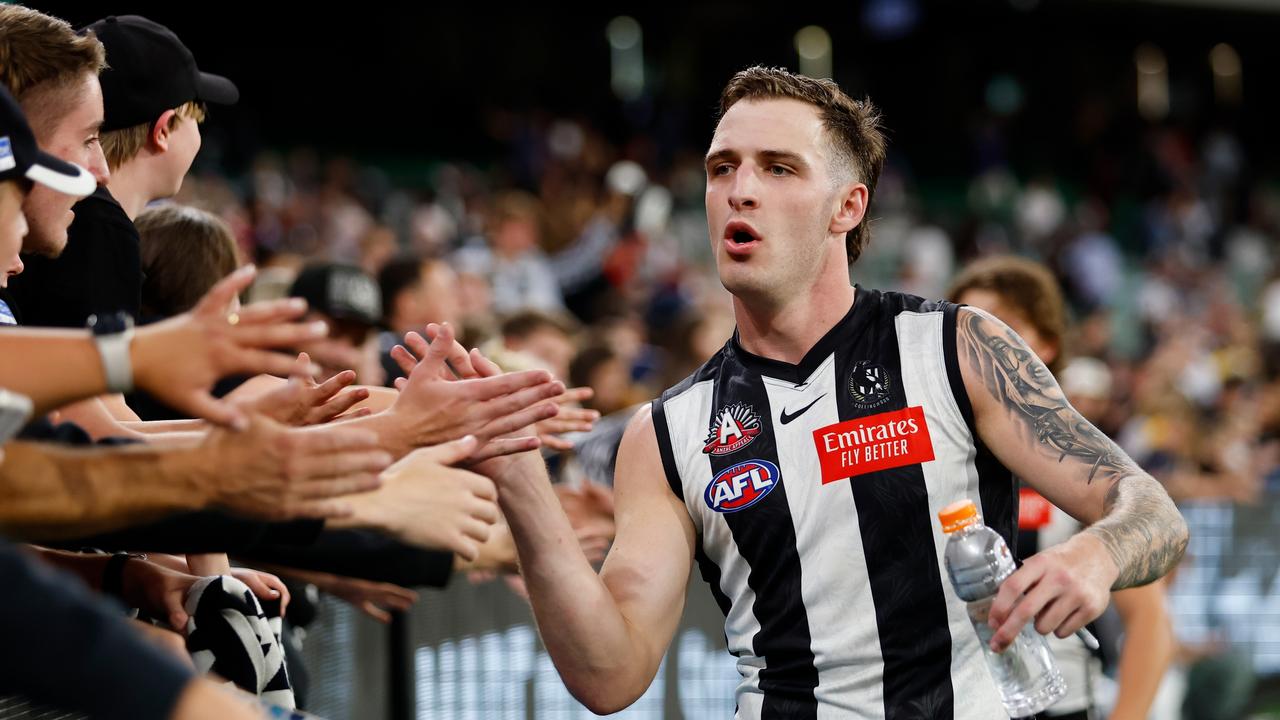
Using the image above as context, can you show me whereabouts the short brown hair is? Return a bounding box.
[718,66,887,265]
[489,190,542,226]
[136,204,241,318]
[500,309,580,341]
[0,5,105,125]
[101,101,206,171]
[946,255,1068,374]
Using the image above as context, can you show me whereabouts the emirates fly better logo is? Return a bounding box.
[702,402,761,455]
[812,406,935,483]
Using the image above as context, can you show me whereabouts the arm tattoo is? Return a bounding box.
[1088,480,1189,588]
[958,308,1135,484]
[958,308,1188,589]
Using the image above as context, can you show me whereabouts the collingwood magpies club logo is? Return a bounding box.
[702,402,761,455]
[848,360,892,409]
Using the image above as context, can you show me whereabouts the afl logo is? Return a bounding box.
[704,459,780,513]
[848,360,892,409]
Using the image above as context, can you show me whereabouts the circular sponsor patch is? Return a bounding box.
[704,459,780,513]
[848,361,892,409]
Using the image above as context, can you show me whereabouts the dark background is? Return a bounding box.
[28,0,1280,181]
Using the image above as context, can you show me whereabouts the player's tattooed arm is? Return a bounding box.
[957,307,1188,589]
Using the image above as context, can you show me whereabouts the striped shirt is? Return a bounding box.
[651,288,1018,719]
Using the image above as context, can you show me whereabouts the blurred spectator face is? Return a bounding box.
[492,217,539,258]
[1067,391,1109,426]
[705,99,850,302]
[455,271,493,324]
[1060,357,1114,425]
[586,354,631,415]
[1076,311,1112,359]
[600,315,647,366]
[21,73,109,257]
[387,258,463,333]
[955,287,1059,367]
[506,326,575,382]
[418,259,460,327]
[0,181,27,286]
[359,226,398,275]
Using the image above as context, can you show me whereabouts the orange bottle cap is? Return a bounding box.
[939,499,980,534]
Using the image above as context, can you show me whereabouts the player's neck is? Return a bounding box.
[734,276,856,365]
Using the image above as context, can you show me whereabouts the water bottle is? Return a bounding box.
[938,499,1066,718]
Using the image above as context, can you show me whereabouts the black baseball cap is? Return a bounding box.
[85,15,240,132]
[0,84,95,197]
[289,264,383,327]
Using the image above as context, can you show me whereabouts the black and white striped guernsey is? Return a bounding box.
[651,287,1018,720]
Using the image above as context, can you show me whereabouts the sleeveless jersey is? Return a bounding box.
[651,288,1018,719]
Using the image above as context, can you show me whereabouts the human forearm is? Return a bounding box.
[185,553,231,576]
[58,398,149,440]
[0,331,114,416]
[338,408,416,459]
[958,307,1188,588]
[496,457,656,711]
[0,441,209,539]
[1110,583,1176,720]
[25,547,111,590]
[58,399,205,446]
[1084,475,1188,590]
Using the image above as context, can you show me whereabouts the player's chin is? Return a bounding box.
[718,269,772,300]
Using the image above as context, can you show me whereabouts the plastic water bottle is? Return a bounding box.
[938,499,1066,718]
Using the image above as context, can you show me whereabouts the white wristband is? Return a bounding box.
[93,328,134,394]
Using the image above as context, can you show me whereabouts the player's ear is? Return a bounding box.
[830,182,867,235]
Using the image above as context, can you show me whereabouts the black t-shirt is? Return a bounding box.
[7,185,142,328]
[0,538,195,719]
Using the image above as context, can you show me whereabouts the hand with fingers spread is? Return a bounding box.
[534,387,601,451]
[456,345,567,479]
[130,265,332,429]
[238,352,371,427]
[389,322,481,386]
[194,415,392,521]
[337,435,501,559]
[376,322,564,458]
[985,535,1115,653]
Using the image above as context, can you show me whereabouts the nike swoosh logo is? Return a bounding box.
[780,394,826,425]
